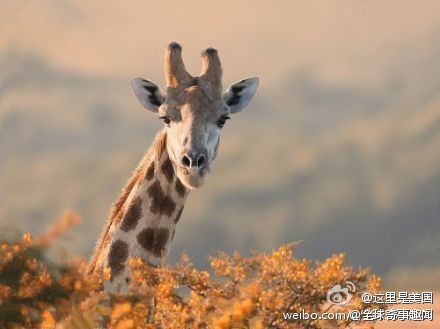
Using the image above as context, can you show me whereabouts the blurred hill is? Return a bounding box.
[0,48,438,288]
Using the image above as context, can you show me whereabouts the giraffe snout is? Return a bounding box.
[181,150,207,169]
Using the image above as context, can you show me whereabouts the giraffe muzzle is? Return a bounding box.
[181,151,207,170]
[177,151,210,189]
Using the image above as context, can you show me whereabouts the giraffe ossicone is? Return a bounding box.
[88,42,259,293]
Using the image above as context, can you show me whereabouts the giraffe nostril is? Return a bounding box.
[182,154,191,168]
[197,154,206,167]
[182,152,207,168]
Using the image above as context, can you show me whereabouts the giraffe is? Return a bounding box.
[88,42,259,293]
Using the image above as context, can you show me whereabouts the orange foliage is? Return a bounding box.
[0,233,383,329]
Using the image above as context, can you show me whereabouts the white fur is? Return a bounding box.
[224,77,260,114]
[131,78,165,113]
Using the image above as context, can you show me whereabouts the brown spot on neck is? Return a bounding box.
[161,156,174,183]
[137,227,170,257]
[175,178,187,198]
[145,161,155,181]
[147,181,176,217]
[120,196,142,232]
[108,240,129,279]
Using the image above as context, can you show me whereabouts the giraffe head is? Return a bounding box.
[131,42,259,189]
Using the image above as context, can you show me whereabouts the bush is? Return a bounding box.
[0,215,382,329]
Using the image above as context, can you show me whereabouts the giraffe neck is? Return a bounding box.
[89,130,189,293]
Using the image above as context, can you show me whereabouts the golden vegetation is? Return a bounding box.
[0,214,382,329]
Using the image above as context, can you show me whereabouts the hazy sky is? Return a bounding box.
[1,0,439,88]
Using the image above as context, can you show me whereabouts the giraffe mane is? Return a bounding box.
[87,130,167,274]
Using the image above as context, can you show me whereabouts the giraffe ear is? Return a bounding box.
[223,77,259,114]
[131,78,165,113]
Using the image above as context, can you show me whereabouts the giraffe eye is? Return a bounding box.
[217,115,230,128]
[159,116,171,125]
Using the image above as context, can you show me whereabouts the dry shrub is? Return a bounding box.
[0,223,383,328]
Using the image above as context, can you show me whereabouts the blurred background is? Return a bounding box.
[0,0,439,290]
